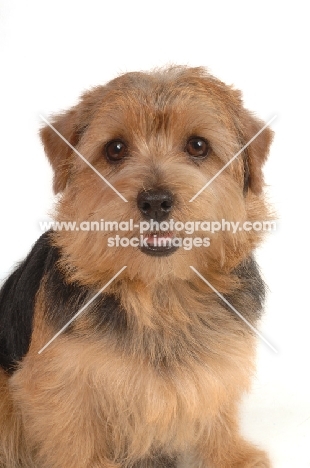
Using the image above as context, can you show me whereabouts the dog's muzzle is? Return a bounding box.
[137,189,178,256]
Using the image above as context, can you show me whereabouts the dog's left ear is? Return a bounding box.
[240,110,274,195]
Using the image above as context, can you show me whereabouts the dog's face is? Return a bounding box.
[41,67,272,286]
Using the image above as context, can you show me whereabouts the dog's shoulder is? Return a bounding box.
[223,257,266,323]
[0,231,54,374]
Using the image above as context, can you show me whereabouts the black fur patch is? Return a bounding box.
[132,455,177,468]
[243,149,250,194]
[43,255,128,336]
[0,228,264,375]
[0,231,51,373]
[0,232,127,374]
[223,256,266,324]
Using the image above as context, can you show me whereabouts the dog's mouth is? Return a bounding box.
[140,231,179,257]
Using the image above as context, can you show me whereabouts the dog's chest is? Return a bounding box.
[79,307,241,452]
[88,342,222,452]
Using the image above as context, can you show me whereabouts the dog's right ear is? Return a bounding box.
[40,108,81,194]
[40,87,107,194]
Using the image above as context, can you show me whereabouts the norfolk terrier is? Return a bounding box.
[0,66,273,467]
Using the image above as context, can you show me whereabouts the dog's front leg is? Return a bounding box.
[9,355,124,468]
[180,405,271,468]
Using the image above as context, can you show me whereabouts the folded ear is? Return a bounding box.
[241,110,274,195]
[40,109,81,193]
[40,86,107,194]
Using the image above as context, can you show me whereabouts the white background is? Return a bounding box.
[0,1,309,467]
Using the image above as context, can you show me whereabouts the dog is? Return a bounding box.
[0,66,273,467]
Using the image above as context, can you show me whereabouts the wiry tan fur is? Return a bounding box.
[0,66,273,467]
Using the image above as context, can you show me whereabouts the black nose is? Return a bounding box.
[137,189,174,221]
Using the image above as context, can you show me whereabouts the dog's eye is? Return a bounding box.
[186,137,210,159]
[105,140,127,162]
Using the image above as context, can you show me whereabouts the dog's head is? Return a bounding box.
[41,67,273,287]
